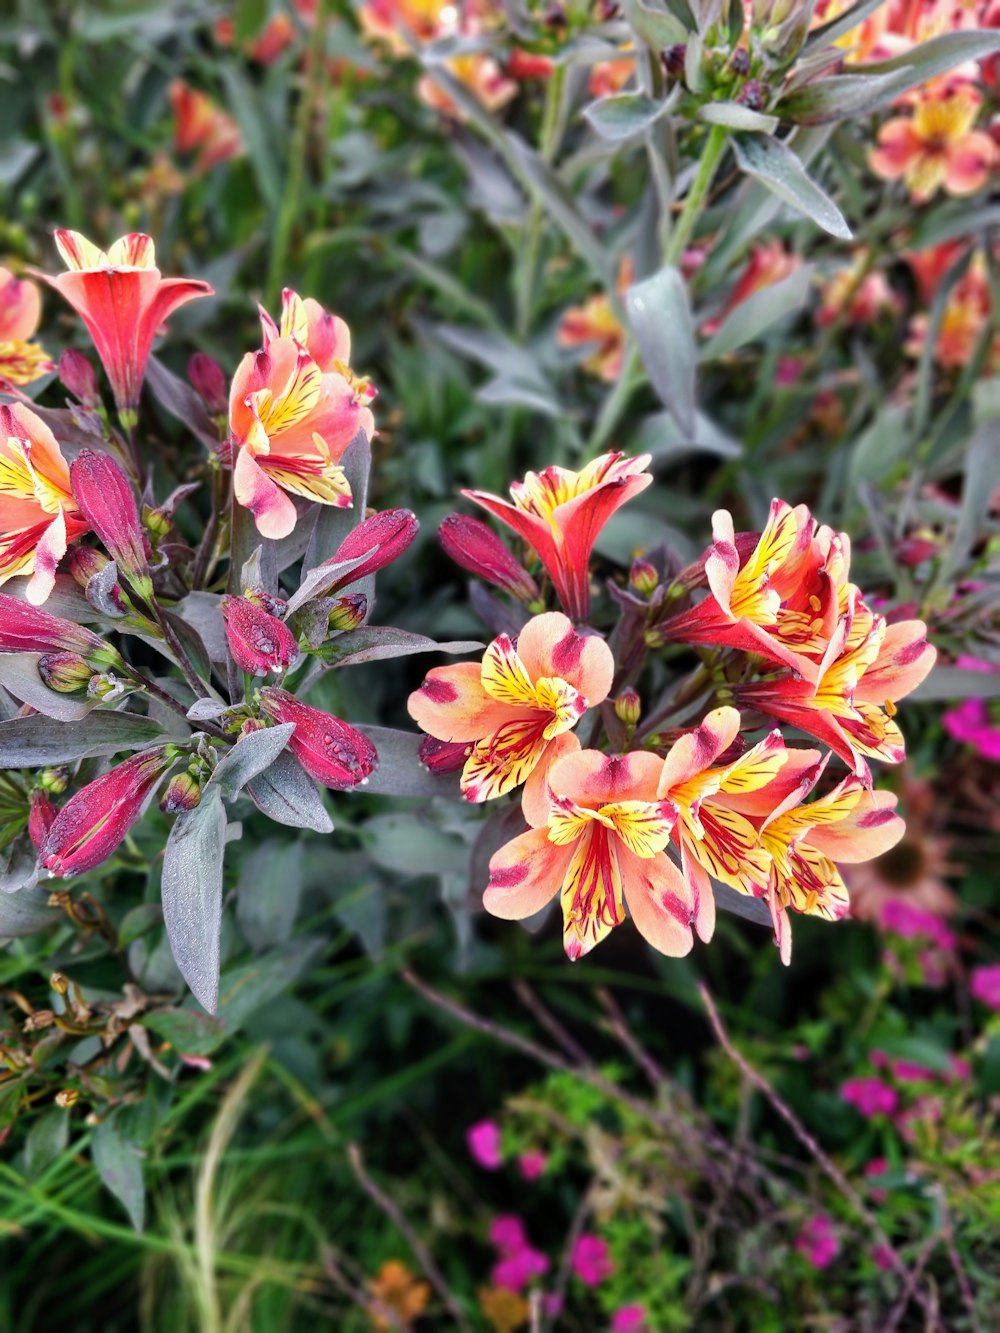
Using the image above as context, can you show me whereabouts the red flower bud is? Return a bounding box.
[221,595,300,674]
[37,652,94,694]
[321,509,419,587]
[258,688,377,790]
[0,592,118,663]
[327,594,368,632]
[39,747,174,877]
[439,514,540,603]
[160,770,202,813]
[70,450,152,599]
[67,545,110,588]
[419,735,469,774]
[58,348,101,407]
[188,352,229,415]
[28,789,59,850]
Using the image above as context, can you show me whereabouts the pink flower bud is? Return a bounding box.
[629,558,658,597]
[257,688,377,790]
[39,747,174,877]
[70,450,152,599]
[160,770,202,813]
[326,594,367,632]
[188,352,228,415]
[419,735,468,773]
[58,348,100,407]
[221,595,299,674]
[321,509,419,587]
[28,789,59,850]
[0,592,118,664]
[37,652,94,694]
[439,514,539,602]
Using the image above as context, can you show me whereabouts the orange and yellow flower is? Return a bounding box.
[702,242,801,338]
[0,268,53,388]
[464,453,652,621]
[169,80,243,173]
[905,252,997,370]
[484,747,698,961]
[557,259,632,383]
[37,231,213,415]
[0,402,88,603]
[870,86,997,202]
[408,611,613,807]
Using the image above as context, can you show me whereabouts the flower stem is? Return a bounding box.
[664,124,728,269]
[515,63,567,341]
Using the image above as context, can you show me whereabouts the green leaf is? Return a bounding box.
[700,265,814,360]
[713,882,770,926]
[245,752,334,833]
[804,0,889,54]
[626,266,697,438]
[141,1006,228,1058]
[0,889,60,941]
[161,788,228,1015]
[732,135,852,240]
[92,1115,145,1232]
[234,0,269,44]
[215,938,325,1032]
[848,405,913,488]
[0,653,97,721]
[621,0,688,49]
[24,1108,70,1178]
[319,629,482,669]
[912,668,1000,701]
[219,64,282,212]
[631,410,742,462]
[583,94,667,141]
[355,727,461,798]
[698,102,778,134]
[0,711,163,767]
[207,724,295,801]
[236,840,304,951]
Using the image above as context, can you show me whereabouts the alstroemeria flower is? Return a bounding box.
[407,612,613,807]
[0,590,118,661]
[657,706,787,943]
[38,231,213,414]
[870,86,998,202]
[719,750,904,963]
[658,500,834,680]
[40,746,175,877]
[258,688,378,789]
[485,748,697,961]
[702,242,801,337]
[736,601,936,779]
[557,259,632,383]
[169,80,243,173]
[229,335,370,540]
[222,595,300,674]
[259,288,375,439]
[70,449,151,600]
[0,402,88,604]
[464,453,652,621]
[0,268,53,387]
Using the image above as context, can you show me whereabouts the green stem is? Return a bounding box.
[664,124,728,269]
[265,0,329,306]
[514,63,567,341]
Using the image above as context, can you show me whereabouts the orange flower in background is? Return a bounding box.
[720,751,905,963]
[485,748,698,962]
[558,258,632,383]
[870,86,997,201]
[419,54,518,118]
[169,81,243,173]
[0,402,88,603]
[38,231,213,416]
[229,331,371,540]
[816,253,900,328]
[464,452,653,621]
[408,611,613,807]
[657,706,788,943]
[0,268,53,388]
[358,0,455,53]
[367,1259,430,1331]
[588,52,635,98]
[702,241,801,337]
[259,287,376,439]
[905,253,997,369]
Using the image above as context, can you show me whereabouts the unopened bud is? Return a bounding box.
[188,352,229,415]
[730,48,751,76]
[55,1088,79,1108]
[160,770,202,814]
[327,594,368,632]
[50,972,69,995]
[58,348,100,407]
[38,652,93,694]
[419,735,469,774]
[614,687,641,728]
[244,587,288,617]
[662,43,686,76]
[644,625,669,649]
[222,594,300,674]
[629,558,659,597]
[70,450,153,602]
[143,504,172,541]
[439,514,540,603]
[39,767,69,795]
[28,789,59,849]
[736,79,768,110]
[67,545,110,588]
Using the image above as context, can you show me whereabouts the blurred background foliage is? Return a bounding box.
[1,0,999,1327]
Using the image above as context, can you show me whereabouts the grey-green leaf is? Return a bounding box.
[732,135,852,240]
[245,752,334,833]
[626,266,697,438]
[584,93,667,141]
[92,1116,145,1232]
[0,712,164,767]
[161,788,228,1014]
[207,724,295,801]
[700,265,814,360]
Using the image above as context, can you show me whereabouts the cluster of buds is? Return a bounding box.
[413,454,934,964]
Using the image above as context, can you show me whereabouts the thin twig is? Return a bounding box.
[595,986,665,1093]
[884,1231,940,1333]
[543,1191,592,1333]
[698,982,934,1318]
[512,979,589,1067]
[345,1143,469,1331]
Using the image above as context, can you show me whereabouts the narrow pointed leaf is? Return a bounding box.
[161,788,228,1014]
[732,134,852,239]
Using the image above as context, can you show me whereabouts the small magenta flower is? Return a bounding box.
[321,508,419,585]
[970,964,1000,1011]
[571,1234,614,1286]
[70,450,152,599]
[466,1119,503,1170]
[517,1151,546,1181]
[40,747,175,877]
[439,514,540,603]
[611,1307,648,1333]
[257,688,377,789]
[840,1076,899,1119]
[794,1216,840,1270]
[221,595,299,674]
[488,1214,550,1292]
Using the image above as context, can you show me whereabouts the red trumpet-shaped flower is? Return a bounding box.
[222,595,300,674]
[70,449,152,599]
[0,591,118,663]
[0,267,52,387]
[40,747,175,877]
[485,748,698,962]
[258,688,378,789]
[439,513,540,603]
[38,231,213,415]
[0,402,89,603]
[463,453,652,621]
